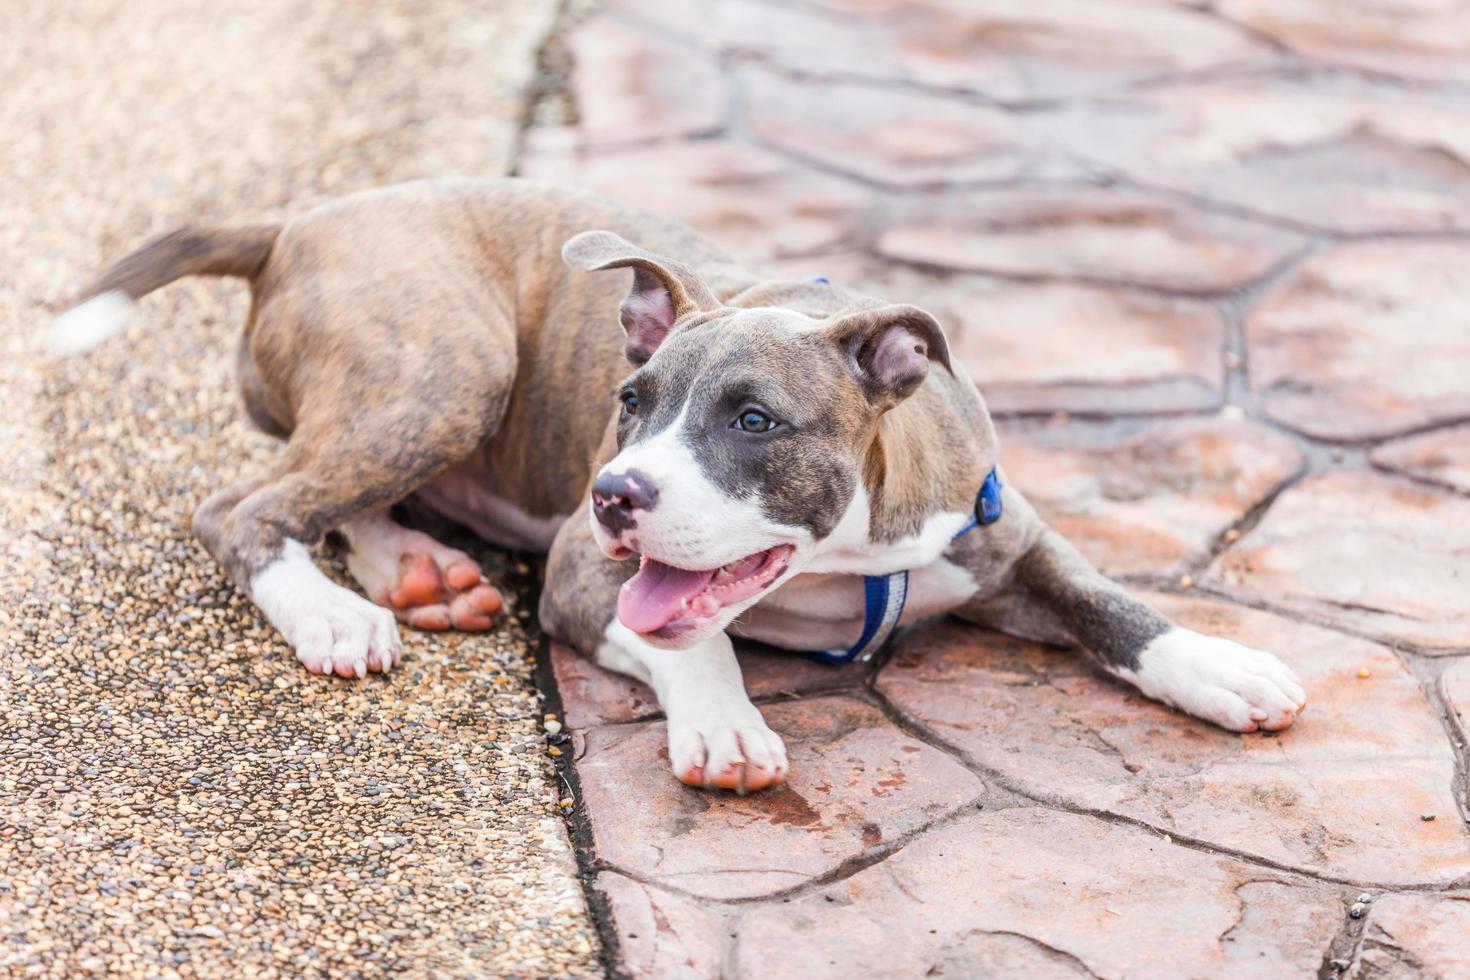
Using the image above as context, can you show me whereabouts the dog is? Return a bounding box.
[55,178,1306,792]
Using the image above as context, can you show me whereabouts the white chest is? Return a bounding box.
[731,555,978,653]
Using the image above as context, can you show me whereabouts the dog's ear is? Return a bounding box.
[826,304,952,406]
[563,230,721,364]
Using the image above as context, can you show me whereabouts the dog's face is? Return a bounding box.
[565,231,950,649]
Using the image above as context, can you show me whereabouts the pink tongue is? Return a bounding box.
[618,559,717,634]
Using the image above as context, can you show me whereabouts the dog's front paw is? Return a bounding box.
[667,710,788,794]
[1128,628,1307,733]
[288,590,404,678]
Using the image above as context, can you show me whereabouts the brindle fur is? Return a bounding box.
[77,177,1183,678]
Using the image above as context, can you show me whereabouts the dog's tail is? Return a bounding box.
[49,224,283,357]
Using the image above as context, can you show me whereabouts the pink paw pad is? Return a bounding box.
[387,554,503,632]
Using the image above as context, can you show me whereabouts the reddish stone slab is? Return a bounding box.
[549,641,870,731]
[550,642,659,730]
[1246,243,1470,441]
[567,15,726,145]
[877,187,1302,293]
[1221,0,1470,85]
[741,67,1077,189]
[1352,894,1470,979]
[594,872,723,979]
[519,137,870,261]
[732,807,1342,979]
[574,695,982,900]
[763,253,1226,415]
[877,596,1470,885]
[1042,82,1470,234]
[998,416,1303,577]
[1204,471,1470,650]
[1373,425,1470,495]
[615,0,1271,99]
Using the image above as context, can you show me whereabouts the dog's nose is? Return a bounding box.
[591,469,658,534]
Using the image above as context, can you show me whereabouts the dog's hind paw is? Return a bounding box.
[386,553,504,632]
[340,512,504,632]
[667,714,789,794]
[1125,628,1307,733]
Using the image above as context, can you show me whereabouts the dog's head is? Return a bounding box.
[564,230,952,649]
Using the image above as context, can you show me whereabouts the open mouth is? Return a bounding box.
[617,545,795,640]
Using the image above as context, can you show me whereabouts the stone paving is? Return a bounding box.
[519,1,1470,976]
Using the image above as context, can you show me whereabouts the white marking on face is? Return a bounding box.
[1116,627,1307,733]
[251,540,402,676]
[593,401,814,571]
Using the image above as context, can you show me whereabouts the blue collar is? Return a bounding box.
[802,467,1002,665]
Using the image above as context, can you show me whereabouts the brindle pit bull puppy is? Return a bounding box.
[55,179,1306,792]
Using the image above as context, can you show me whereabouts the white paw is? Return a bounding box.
[1125,628,1306,732]
[667,709,788,793]
[251,540,404,678]
[287,589,403,678]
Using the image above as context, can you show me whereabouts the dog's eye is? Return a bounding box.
[734,409,775,433]
[621,391,639,415]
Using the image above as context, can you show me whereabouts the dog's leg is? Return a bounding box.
[336,509,503,632]
[193,405,499,676]
[603,624,789,793]
[541,512,788,791]
[960,526,1307,732]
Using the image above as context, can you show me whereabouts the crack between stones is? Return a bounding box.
[1316,893,1374,979]
[1103,166,1470,241]
[861,685,1470,895]
[1124,580,1470,660]
[587,789,988,908]
[941,929,1104,980]
[1175,445,1311,581]
[1414,659,1470,835]
[861,239,1311,302]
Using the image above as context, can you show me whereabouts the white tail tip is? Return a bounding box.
[48,290,136,357]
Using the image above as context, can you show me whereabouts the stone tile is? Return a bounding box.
[692,0,1274,101]
[1221,0,1470,85]
[1204,471,1470,650]
[1042,81,1470,234]
[574,695,982,900]
[876,595,1470,885]
[550,641,870,730]
[998,416,1303,577]
[763,253,1226,415]
[1352,893,1470,979]
[567,15,726,145]
[1372,425,1470,495]
[740,66,1077,189]
[1246,243,1470,441]
[550,643,659,730]
[594,872,723,979]
[731,807,1343,979]
[877,187,1303,293]
[519,138,870,260]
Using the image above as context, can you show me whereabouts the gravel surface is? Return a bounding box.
[1,1,602,975]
